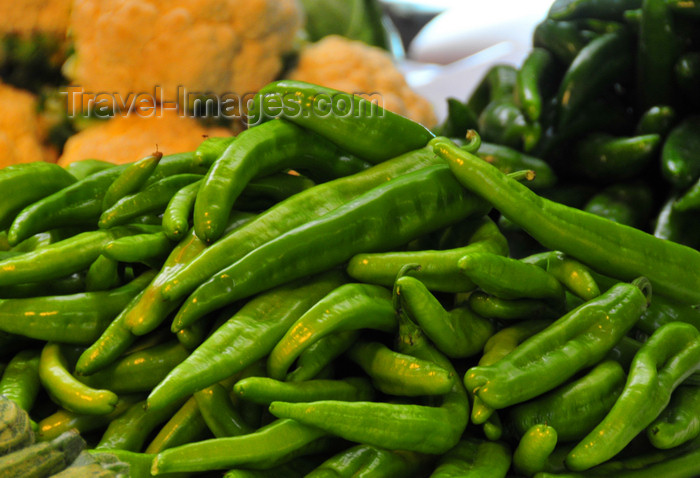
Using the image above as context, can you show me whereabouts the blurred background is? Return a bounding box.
[0,0,553,167]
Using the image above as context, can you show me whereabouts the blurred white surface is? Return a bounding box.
[401,0,555,122]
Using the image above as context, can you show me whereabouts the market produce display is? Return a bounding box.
[3,0,700,475]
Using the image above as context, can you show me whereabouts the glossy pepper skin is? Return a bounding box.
[0,162,76,230]
[101,152,162,211]
[434,137,700,304]
[0,349,41,412]
[346,341,454,396]
[430,437,511,478]
[266,283,396,380]
[567,322,700,471]
[647,385,700,449]
[147,271,345,412]
[172,164,488,331]
[464,279,649,410]
[0,271,154,344]
[162,146,441,304]
[395,275,494,358]
[249,80,435,163]
[556,30,633,127]
[306,444,429,478]
[151,418,327,474]
[508,360,625,442]
[513,424,558,477]
[233,376,374,405]
[347,216,508,293]
[194,119,369,243]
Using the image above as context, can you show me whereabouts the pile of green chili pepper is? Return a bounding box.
[2,44,700,476]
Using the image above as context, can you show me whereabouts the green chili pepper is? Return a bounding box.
[566,322,700,471]
[306,444,429,478]
[39,343,118,415]
[522,250,601,301]
[193,120,368,243]
[673,175,700,212]
[151,418,327,474]
[514,424,558,477]
[459,252,565,301]
[508,360,625,442]
[102,152,163,212]
[194,380,253,438]
[430,437,511,478]
[347,216,507,293]
[249,80,435,164]
[286,331,359,382]
[470,320,551,435]
[103,231,173,264]
[121,212,254,338]
[85,254,120,292]
[162,180,201,241]
[266,283,395,379]
[548,0,642,20]
[269,298,470,455]
[143,152,208,185]
[467,292,555,321]
[533,19,593,65]
[78,341,188,394]
[478,99,541,152]
[395,275,494,358]
[7,165,127,245]
[96,397,187,452]
[654,196,700,249]
[145,397,210,454]
[637,294,700,336]
[637,0,681,110]
[516,48,558,123]
[0,349,41,412]
[37,396,139,442]
[648,385,700,449]
[0,226,145,286]
[433,138,700,304]
[437,98,479,138]
[173,164,489,331]
[89,449,182,478]
[64,159,115,181]
[465,278,649,410]
[675,52,700,108]
[0,162,76,230]
[476,143,556,189]
[99,174,203,229]
[147,271,345,412]
[234,376,374,404]
[161,146,442,304]
[195,136,235,168]
[583,183,654,229]
[636,105,676,136]
[175,318,212,351]
[557,29,633,127]
[0,271,154,344]
[571,133,660,181]
[346,341,454,396]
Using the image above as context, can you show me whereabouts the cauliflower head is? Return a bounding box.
[58,108,230,166]
[289,35,436,127]
[0,82,57,168]
[68,0,303,104]
[0,0,72,37]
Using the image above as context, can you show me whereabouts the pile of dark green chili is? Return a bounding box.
[2,10,700,473]
[439,0,700,257]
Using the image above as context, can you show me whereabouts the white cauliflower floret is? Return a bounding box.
[0,82,57,168]
[68,0,303,104]
[58,109,230,166]
[289,35,437,127]
[0,0,72,36]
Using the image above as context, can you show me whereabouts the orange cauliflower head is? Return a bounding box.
[0,82,57,168]
[67,0,303,104]
[289,35,436,127]
[0,0,72,36]
[58,109,230,166]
